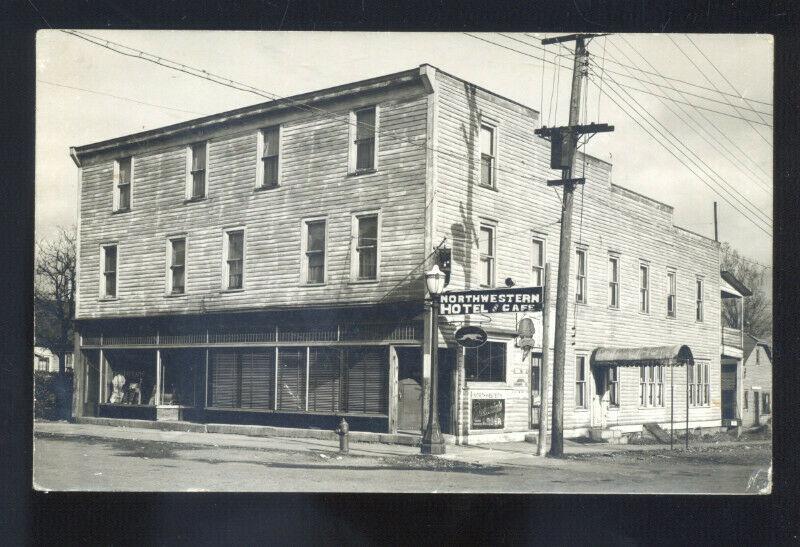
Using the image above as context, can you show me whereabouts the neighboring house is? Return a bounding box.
[34,347,73,373]
[719,270,752,428]
[741,334,773,427]
[69,65,723,444]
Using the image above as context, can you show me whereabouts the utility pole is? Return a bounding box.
[713,201,719,242]
[535,34,614,458]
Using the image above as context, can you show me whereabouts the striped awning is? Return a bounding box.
[592,345,694,367]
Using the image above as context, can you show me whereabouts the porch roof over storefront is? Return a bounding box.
[592,345,694,367]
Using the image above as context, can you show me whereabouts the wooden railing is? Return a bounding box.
[721,326,742,349]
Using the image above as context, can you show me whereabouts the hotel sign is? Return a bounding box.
[438,286,543,315]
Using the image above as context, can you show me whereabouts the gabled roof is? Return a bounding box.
[744,332,772,362]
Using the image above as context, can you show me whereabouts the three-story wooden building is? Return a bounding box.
[70,65,725,444]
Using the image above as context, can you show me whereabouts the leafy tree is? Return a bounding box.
[34,226,76,375]
[720,242,772,339]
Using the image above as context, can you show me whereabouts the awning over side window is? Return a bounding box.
[592,345,694,367]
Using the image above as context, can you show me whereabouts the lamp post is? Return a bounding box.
[421,264,447,455]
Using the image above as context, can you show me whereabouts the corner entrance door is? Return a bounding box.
[396,347,423,433]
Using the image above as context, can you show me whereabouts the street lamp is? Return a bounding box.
[421,265,447,455]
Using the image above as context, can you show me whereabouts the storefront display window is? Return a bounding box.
[465,341,506,382]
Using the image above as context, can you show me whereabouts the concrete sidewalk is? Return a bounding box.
[34,420,771,471]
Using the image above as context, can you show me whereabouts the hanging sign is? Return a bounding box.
[454,326,488,348]
[438,286,543,315]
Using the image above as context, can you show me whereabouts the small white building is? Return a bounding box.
[34,347,73,373]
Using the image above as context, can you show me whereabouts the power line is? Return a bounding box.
[37,79,204,115]
[604,37,772,196]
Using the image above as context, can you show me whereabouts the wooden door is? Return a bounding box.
[396,347,423,432]
[753,391,761,426]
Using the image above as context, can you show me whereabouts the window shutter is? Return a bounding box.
[277,348,306,411]
[241,349,275,410]
[345,347,388,414]
[210,350,239,408]
[307,347,341,413]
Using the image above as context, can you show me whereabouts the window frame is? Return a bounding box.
[531,235,546,287]
[112,157,133,212]
[575,354,588,409]
[744,390,749,410]
[575,247,588,304]
[696,277,705,322]
[479,123,497,188]
[608,254,620,309]
[185,141,210,201]
[221,227,246,291]
[607,366,620,407]
[350,211,381,282]
[255,125,282,189]
[639,261,650,314]
[99,243,118,300]
[478,223,496,288]
[301,217,328,285]
[464,339,507,383]
[639,364,664,407]
[762,392,771,415]
[349,106,379,174]
[689,361,710,407]
[165,236,188,296]
[666,268,677,318]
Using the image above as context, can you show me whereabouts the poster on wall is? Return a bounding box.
[471,399,505,430]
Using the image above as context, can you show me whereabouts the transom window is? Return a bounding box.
[188,142,208,199]
[304,220,326,284]
[354,214,378,280]
[531,237,545,286]
[479,225,495,287]
[639,263,650,314]
[258,126,280,188]
[465,341,506,382]
[101,244,118,298]
[575,356,587,408]
[354,107,376,172]
[576,248,587,303]
[168,238,186,294]
[480,124,495,187]
[113,157,132,211]
[224,230,244,290]
[608,255,619,309]
[667,270,677,318]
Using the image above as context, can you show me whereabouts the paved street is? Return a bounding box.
[33,421,771,494]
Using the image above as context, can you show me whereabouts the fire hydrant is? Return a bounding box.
[336,417,350,454]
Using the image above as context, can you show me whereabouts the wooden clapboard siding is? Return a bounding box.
[433,70,722,433]
[77,91,430,319]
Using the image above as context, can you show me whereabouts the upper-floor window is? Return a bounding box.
[351,107,377,173]
[479,224,495,287]
[167,237,186,295]
[667,270,677,318]
[101,244,118,298]
[257,126,280,188]
[696,278,704,322]
[575,355,587,408]
[187,142,208,200]
[639,263,650,314]
[465,341,506,382]
[480,124,496,187]
[575,248,587,304]
[531,237,545,286]
[608,255,619,309]
[353,213,379,281]
[303,219,326,284]
[224,229,244,290]
[688,361,709,406]
[113,157,132,212]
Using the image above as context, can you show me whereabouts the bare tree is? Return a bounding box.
[34,226,76,375]
[721,242,772,340]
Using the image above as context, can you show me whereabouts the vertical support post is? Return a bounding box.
[274,347,279,410]
[537,263,552,456]
[155,349,162,406]
[71,331,84,419]
[670,362,674,449]
[98,348,105,404]
[686,361,690,449]
[305,347,310,411]
[204,348,210,408]
[713,201,719,242]
[421,295,445,454]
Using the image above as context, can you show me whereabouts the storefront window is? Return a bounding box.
[465,341,506,382]
[103,350,156,406]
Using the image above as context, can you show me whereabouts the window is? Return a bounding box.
[101,244,118,298]
[575,356,587,408]
[37,357,48,371]
[531,237,545,286]
[64,354,74,369]
[689,362,709,406]
[531,353,542,396]
[303,219,326,284]
[667,270,677,318]
[224,230,244,290]
[607,366,619,407]
[187,142,208,199]
[608,255,619,308]
[744,391,749,410]
[696,278,704,321]
[465,341,506,382]
[756,349,761,366]
[353,213,379,280]
[257,126,280,188]
[639,263,650,314]
[479,225,495,287]
[480,124,495,187]
[639,365,664,407]
[762,392,771,414]
[113,157,132,211]
[167,237,186,294]
[352,107,377,172]
[576,248,587,303]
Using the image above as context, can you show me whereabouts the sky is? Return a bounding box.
[36,31,773,279]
